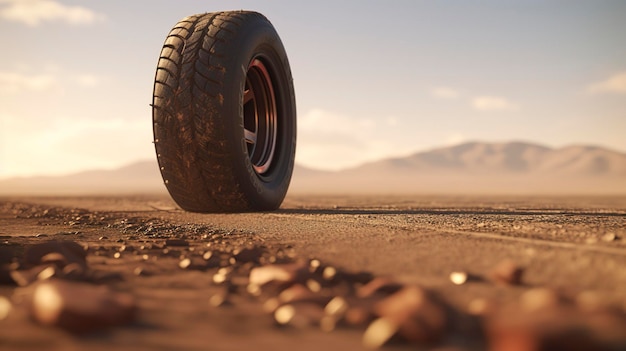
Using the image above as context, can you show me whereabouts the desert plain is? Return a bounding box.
[0,193,625,351]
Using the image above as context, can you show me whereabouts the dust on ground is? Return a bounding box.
[1,195,625,351]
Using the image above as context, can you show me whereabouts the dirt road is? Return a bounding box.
[1,194,625,350]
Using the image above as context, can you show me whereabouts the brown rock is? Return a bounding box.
[325,295,380,329]
[520,288,563,312]
[40,253,69,268]
[274,302,325,329]
[202,252,221,268]
[309,259,322,273]
[363,317,399,349]
[209,288,231,308]
[489,260,524,286]
[165,239,189,247]
[372,286,447,344]
[279,284,332,306]
[325,296,349,318]
[468,298,494,316]
[487,307,602,351]
[23,241,87,268]
[0,245,18,265]
[0,264,14,285]
[0,296,11,320]
[322,266,337,281]
[601,232,616,242]
[345,301,377,327]
[178,257,207,270]
[251,280,294,299]
[249,263,308,287]
[133,267,148,276]
[179,258,192,269]
[279,284,315,303]
[62,263,86,280]
[30,279,136,333]
[340,271,375,285]
[10,264,58,287]
[450,271,468,285]
[357,277,403,298]
[233,246,264,263]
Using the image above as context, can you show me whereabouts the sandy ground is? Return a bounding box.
[0,194,625,351]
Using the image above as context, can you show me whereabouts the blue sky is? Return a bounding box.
[1,0,625,178]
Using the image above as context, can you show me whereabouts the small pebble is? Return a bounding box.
[373,286,446,343]
[320,315,337,332]
[306,279,322,293]
[179,258,191,269]
[274,304,296,325]
[40,253,68,268]
[323,266,337,280]
[37,266,56,281]
[468,298,491,315]
[520,288,560,312]
[450,272,468,285]
[601,232,616,242]
[249,263,305,286]
[357,277,403,298]
[209,293,227,307]
[263,298,280,313]
[213,273,227,284]
[247,283,262,297]
[31,280,136,333]
[279,284,313,303]
[309,259,321,272]
[363,317,397,349]
[576,291,604,312]
[325,296,348,317]
[489,259,524,285]
[62,263,84,277]
[0,296,11,320]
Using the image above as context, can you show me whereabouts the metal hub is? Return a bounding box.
[243,58,278,176]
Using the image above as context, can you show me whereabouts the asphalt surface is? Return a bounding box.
[1,194,625,350]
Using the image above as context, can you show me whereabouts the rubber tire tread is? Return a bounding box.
[152,11,295,213]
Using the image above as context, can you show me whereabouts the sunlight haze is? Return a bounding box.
[1,0,625,178]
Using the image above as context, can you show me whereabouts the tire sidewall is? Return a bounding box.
[221,15,296,210]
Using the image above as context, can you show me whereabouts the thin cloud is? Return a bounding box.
[297,109,411,171]
[0,113,152,179]
[0,71,58,93]
[0,70,103,93]
[72,74,102,88]
[431,87,460,99]
[0,0,105,27]
[472,96,518,111]
[443,133,467,146]
[588,72,626,95]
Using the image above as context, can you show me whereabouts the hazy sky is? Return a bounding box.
[1,0,625,178]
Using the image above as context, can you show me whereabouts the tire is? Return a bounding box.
[152,11,296,212]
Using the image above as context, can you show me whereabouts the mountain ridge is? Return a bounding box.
[1,141,625,195]
[345,141,626,175]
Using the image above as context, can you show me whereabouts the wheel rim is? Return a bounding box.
[243,58,278,176]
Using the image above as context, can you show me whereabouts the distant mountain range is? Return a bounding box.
[0,161,166,195]
[1,142,625,195]
[292,141,626,194]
